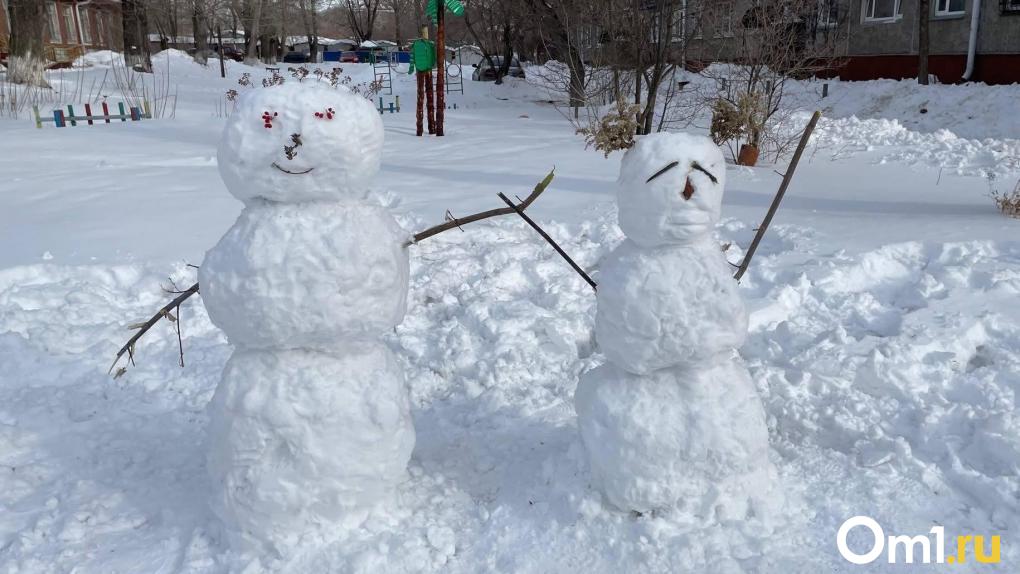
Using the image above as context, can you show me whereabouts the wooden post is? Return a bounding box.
[425,69,435,134]
[84,103,94,125]
[33,105,43,129]
[436,4,445,136]
[118,102,127,121]
[54,109,66,128]
[67,105,77,127]
[143,99,151,119]
[102,101,111,123]
[416,71,425,135]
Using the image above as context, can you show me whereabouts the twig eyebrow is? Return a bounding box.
[646,161,680,183]
[691,161,718,184]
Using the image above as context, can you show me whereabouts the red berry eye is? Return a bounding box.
[315,107,335,120]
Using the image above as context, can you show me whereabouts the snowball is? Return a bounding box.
[199,201,410,349]
[218,83,384,204]
[594,236,747,375]
[206,344,415,555]
[575,359,775,517]
[617,132,727,248]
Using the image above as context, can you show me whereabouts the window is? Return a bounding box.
[864,0,902,22]
[669,6,685,42]
[818,0,840,28]
[62,5,76,43]
[80,9,92,44]
[713,2,735,37]
[935,0,965,15]
[1004,0,1020,14]
[47,3,62,42]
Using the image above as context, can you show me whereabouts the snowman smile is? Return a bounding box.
[272,162,315,175]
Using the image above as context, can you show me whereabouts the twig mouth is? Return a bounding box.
[272,162,314,175]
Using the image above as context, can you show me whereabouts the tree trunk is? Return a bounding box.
[122,0,152,72]
[245,0,262,64]
[495,24,512,85]
[8,0,50,87]
[917,0,930,85]
[192,0,210,65]
[393,0,403,49]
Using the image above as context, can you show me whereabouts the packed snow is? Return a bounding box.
[0,51,1018,573]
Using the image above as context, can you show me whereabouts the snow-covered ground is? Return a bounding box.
[1,51,1018,572]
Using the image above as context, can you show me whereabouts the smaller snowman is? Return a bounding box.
[200,83,414,556]
[576,132,778,521]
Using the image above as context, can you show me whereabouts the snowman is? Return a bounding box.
[199,83,415,555]
[576,132,777,520]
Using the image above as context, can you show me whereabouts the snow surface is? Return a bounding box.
[1,54,1019,573]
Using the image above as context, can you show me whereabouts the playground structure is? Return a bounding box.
[371,52,394,96]
[32,100,152,129]
[378,96,401,115]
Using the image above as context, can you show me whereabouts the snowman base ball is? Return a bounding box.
[576,359,777,519]
[206,345,415,555]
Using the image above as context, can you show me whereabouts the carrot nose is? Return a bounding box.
[682,178,695,200]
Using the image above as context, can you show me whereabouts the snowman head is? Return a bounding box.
[616,132,727,247]
[218,82,384,204]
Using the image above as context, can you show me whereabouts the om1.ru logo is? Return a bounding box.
[837,516,1001,565]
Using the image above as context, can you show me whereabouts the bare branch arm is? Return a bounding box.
[733,111,821,281]
[108,282,199,375]
[404,168,555,246]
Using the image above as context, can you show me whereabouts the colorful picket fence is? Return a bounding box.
[32,100,152,129]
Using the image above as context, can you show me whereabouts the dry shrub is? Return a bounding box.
[991,180,1020,218]
[577,101,642,157]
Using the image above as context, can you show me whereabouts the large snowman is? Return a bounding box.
[576,133,777,520]
[199,83,415,555]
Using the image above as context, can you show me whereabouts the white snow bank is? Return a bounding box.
[72,50,125,68]
[3,214,1018,572]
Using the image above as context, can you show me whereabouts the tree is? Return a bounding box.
[299,0,322,62]
[245,0,263,63]
[698,0,847,161]
[463,0,516,84]
[918,0,930,85]
[192,0,212,64]
[7,0,50,87]
[123,0,153,72]
[344,0,382,42]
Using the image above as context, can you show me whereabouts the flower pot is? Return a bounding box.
[737,144,760,167]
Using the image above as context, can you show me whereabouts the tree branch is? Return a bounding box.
[110,170,557,375]
[404,168,555,246]
[496,192,597,291]
[109,282,200,376]
[733,110,821,281]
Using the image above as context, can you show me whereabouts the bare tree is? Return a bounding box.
[344,0,382,42]
[123,0,154,72]
[245,0,263,63]
[299,0,323,62]
[7,0,50,87]
[463,0,516,84]
[697,0,847,161]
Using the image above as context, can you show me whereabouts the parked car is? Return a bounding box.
[471,57,525,82]
[339,52,360,63]
[214,44,244,62]
[283,51,310,64]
